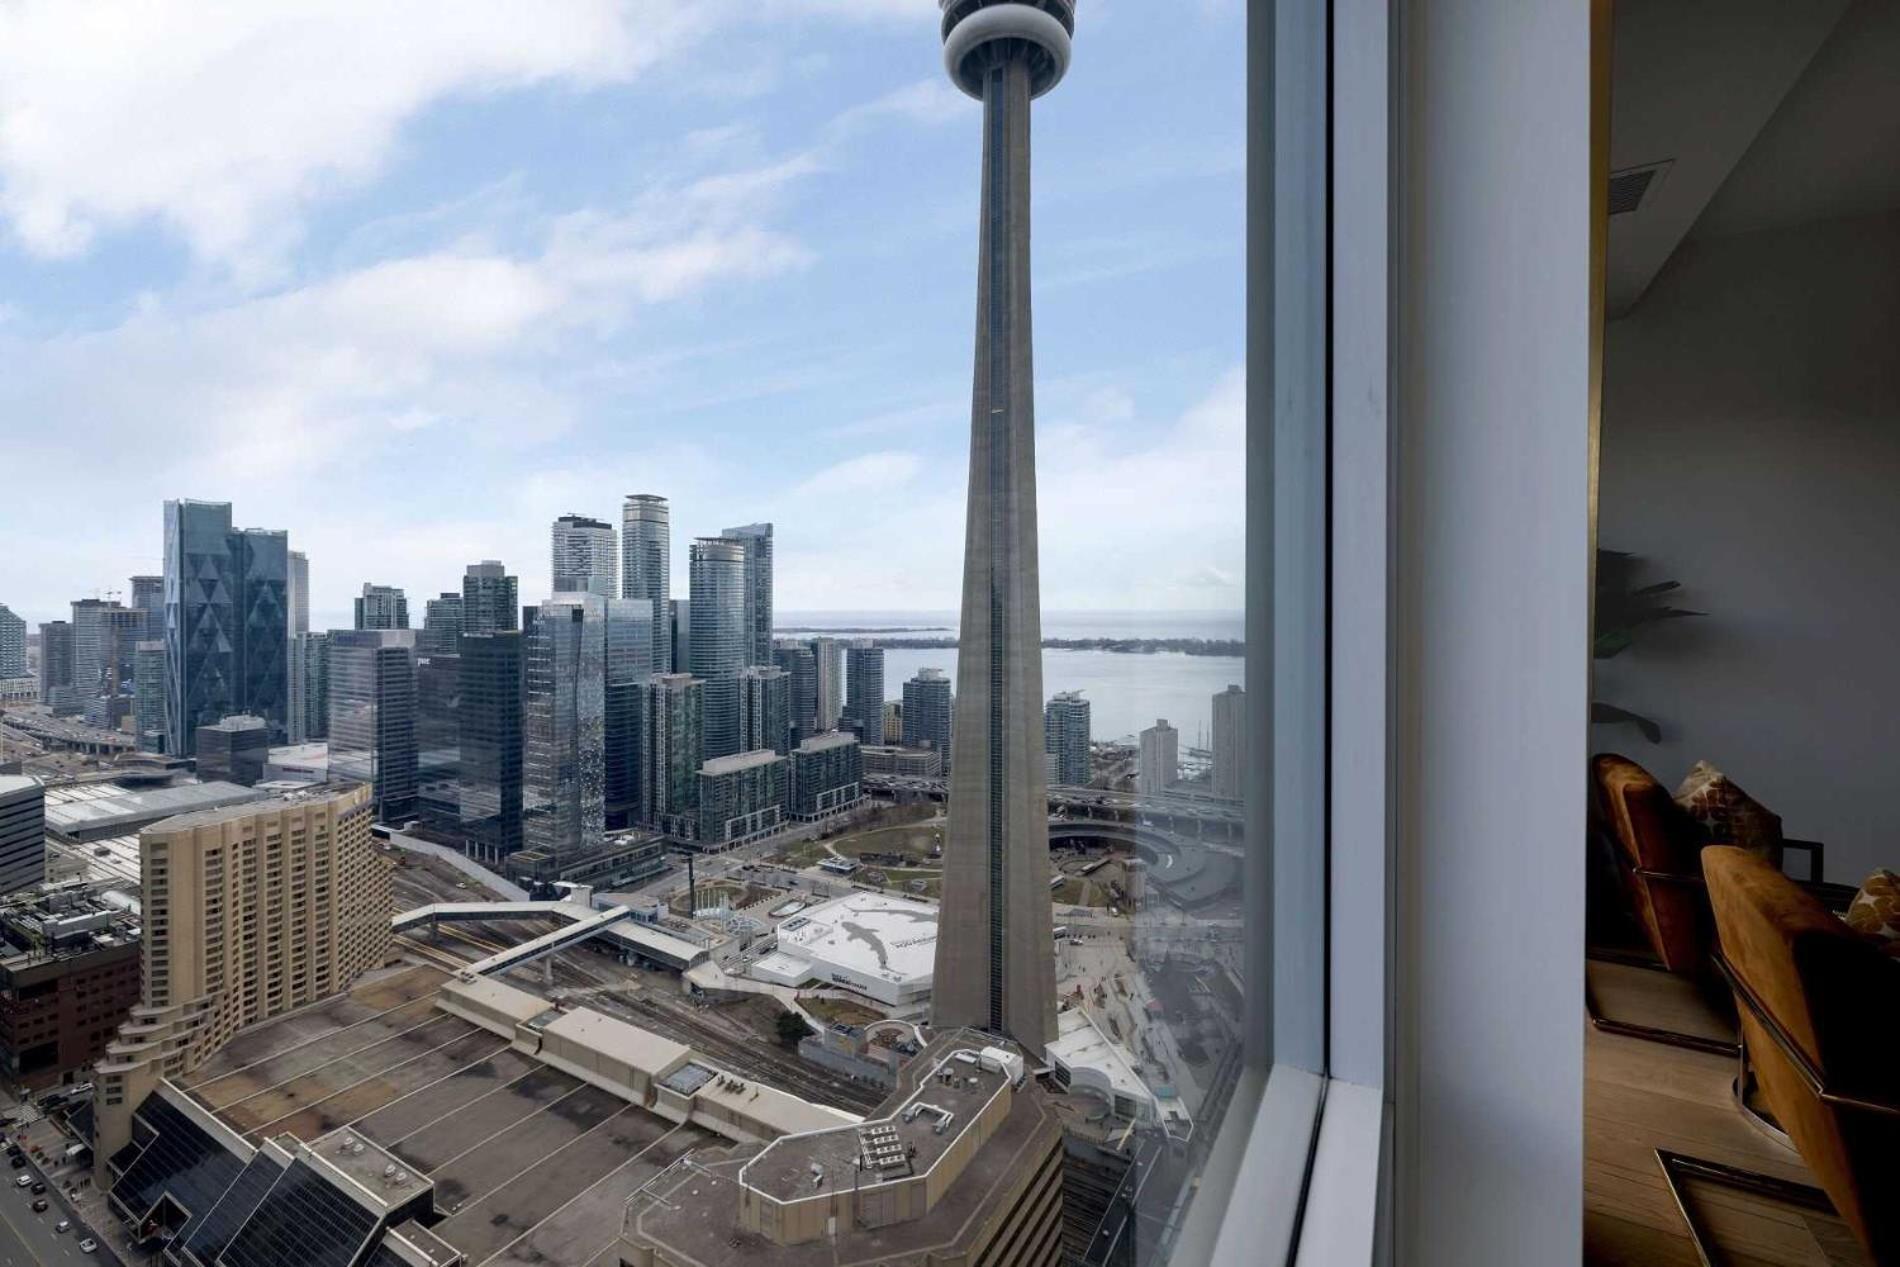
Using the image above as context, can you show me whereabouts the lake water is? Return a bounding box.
[778,611,1246,747]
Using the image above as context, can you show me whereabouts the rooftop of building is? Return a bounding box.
[624,1034,1061,1267]
[117,961,859,1267]
[42,779,268,840]
[701,748,784,777]
[795,731,859,754]
[0,774,38,797]
[147,782,363,834]
[199,714,269,733]
[772,891,937,988]
[0,889,139,964]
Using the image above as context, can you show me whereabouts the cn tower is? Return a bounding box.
[931,0,1074,1053]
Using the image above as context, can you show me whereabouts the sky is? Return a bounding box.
[0,0,1245,630]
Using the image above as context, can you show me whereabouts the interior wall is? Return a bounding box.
[1598,209,1900,886]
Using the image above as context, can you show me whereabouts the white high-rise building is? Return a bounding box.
[1138,719,1179,795]
[552,513,617,598]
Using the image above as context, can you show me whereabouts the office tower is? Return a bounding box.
[524,594,606,860]
[1212,683,1248,801]
[689,538,748,760]
[843,641,886,745]
[640,673,703,838]
[286,551,308,637]
[194,715,270,786]
[810,636,844,731]
[129,576,165,642]
[415,651,461,834]
[0,777,45,898]
[37,621,75,715]
[668,600,691,673]
[133,641,167,752]
[772,639,818,744]
[0,605,22,679]
[903,668,954,767]
[354,582,409,630]
[1044,690,1091,786]
[73,602,142,729]
[932,0,1075,1051]
[462,560,519,635]
[738,664,792,756]
[162,500,290,753]
[622,495,671,671]
[790,732,863,821]
[883,700,904,745]
[720,522,774,665]
[94,784,389,1165]
[287,631,330,743]
[697,749,787,849]
[421,592,464,656]
[605,598,655,828]
[552,513,617,597]
[459,631,523,864]
[1137,719,1179,795]
[328,629,418,822]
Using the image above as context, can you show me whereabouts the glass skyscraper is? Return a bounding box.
[688,538,748,760]
[903,668,953,771]
[354,583,409,630]
[286,552,308,638]
[458,631,523,865]
[421,593,464,657]
[720,522,774,666]
[287,631,330,743]
[0,605,23,680]
[327,629,418,822]
[622,495,671,673]
[128,576,164,643]
[772,638,818,744]
[604,598,654,829]
[551,514,617,598]
[1044,690,1091,787]
[133,641,167,753]
[640,673,703,838]
[738,664,792,756]
[416,650,461,835]
[461,560,518,635]
[524,594,606,860]
[163,500,290,754]
[811,636,844,731]
[843,641,886,746]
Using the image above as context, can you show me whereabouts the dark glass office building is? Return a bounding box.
[416,651,461,835]
[327,629,418,823]
[772,638,819,745]
[605,599,654,830]
[844,641,886,746]
[688,539,748,761]
[162,500,290,754]
[458,632,523,865]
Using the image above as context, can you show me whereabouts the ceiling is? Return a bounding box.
[1605,0,1900,315]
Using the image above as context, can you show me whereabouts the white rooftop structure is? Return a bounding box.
[701,748,783,777]
[1045,1006,1174,1127]
[750,890,936,1007]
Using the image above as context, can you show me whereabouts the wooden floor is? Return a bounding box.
[1583,962,1869,1266]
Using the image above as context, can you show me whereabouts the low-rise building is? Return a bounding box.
[750,890,936,1007]
[861,744,943,778]
[193,713,271,786]
[0,891,140,1089]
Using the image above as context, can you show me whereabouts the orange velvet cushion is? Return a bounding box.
[1675,761,1783,867]
[1846,869,1900,957]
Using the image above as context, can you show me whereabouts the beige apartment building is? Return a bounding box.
[94,784,391,1168]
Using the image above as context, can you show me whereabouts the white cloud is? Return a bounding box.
[795,451,923,499]
[0,1,720,275]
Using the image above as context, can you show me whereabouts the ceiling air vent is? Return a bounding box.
[1608,161,1672,216]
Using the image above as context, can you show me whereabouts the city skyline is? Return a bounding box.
[0,2,1243,625]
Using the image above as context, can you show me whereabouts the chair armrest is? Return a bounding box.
[1782,837,1825,884]
[1632,865,1706,889]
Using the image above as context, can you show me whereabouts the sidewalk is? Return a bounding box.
[11,1105,138,1265]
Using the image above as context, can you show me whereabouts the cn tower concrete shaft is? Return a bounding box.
[933,3,1075,1054]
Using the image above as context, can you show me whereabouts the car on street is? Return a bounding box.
[31,1198,46,1212]
[9,1157,23,1169]
[30,1181,45,1195]
[56,1219,70,1232]
[79,1237,97,1252]
[13,1174,29,1188]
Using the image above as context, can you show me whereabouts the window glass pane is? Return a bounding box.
[0,3,1296,1266]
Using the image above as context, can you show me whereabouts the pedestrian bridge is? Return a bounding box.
[392,900,711,974]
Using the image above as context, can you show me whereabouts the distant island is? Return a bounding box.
[860,636,1245,657]
[776,625,953,634]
